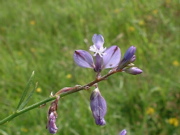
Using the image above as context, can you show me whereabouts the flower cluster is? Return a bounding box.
[73,34,142,125]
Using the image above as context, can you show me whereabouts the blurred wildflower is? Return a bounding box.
[18,51,23,56]
[146,15,153,21]
[172,60,179,67]
[152,9,158,15]
[138,20,145,26]
[114,8,121,14]
[21,128,28,132]
[80,18,85,24]
[30,20,36,25]
[30,48,36,53]
[146,107,155,115]
[165,0,171,4]
[168,118,179,127]
[119,129,127,135]
[90,87,107,126]
[36,87,42,93]
[66,74,72,79]
[128,26,135,32]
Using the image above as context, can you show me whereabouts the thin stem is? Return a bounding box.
[0,70,118,125]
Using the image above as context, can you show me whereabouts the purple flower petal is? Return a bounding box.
[124,67,143,75]
[90,88,107,126]
[92,34,104,49]
[119,129,127,135]
[94,54,103,72]
[102,46,121,69]
[74,50,95,68]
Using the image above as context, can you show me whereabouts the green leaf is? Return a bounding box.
[16,71,36,110]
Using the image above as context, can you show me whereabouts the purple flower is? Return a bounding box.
[47,112,58,134]
[90,87,107,125]
[117,46,136,70]
[74,34,121,72]
[119,129,127,135]
[124,67,143,75]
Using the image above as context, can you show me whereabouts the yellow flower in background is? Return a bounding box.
[165,0,171,4]
[152,9,158,15]
[114,8,121,14]
[36,87,42,93]
[168,118,179,127]
[21,128,28,132]
[128,26,135,32]
[146,107,155,115]
[138,20,145,26]
[66,74,72,79]
[30,20,36,25]
[18,51,22,56]
[172,60,179,67]
[30,48,36,53]
[80,18,85,24]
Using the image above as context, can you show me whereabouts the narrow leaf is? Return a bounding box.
[16,71,35,110]
[18,82,38,110]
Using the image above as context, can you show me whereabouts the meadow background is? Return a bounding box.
[0,0,179,135]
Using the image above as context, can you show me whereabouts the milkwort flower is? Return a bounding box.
[90,87,107,125]
[74,34,121,73]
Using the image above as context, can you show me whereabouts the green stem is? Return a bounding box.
[0,96,56,125]
[0,70,118,125]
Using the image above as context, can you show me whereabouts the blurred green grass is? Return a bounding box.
[0,0,179,135]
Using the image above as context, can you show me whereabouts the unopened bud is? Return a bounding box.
[124,67,143,75]
[47,112,58,134]
[90,88,107,126]
[117,46,136,70]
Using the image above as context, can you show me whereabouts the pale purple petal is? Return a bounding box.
[102,46,121,69]
[90,88,107,126]
[74,50,95,68]
[119,129,127,135]
[92,34,104,49]
[124,67,143,75]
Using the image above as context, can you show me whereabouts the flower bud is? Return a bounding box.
[90,88,107,126]
[124,67,143,75]
[117,46,136,70]
[130,55,136,63]
[47,112,58,134]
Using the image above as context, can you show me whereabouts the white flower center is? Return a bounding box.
[89,45,106,57]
